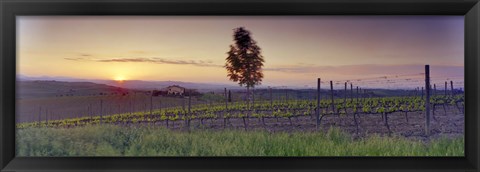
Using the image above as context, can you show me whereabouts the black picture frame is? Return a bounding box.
[1,0,479,171]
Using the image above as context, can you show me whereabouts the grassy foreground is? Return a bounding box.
[16,125,464,156]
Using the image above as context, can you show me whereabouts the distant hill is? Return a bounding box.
[17,80,132,99]
[18,75,245,92]
[95,80,245,92]
[18,79,460,100]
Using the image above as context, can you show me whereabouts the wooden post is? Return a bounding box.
[445,81,448,96]
[38,107,41,127]
[132,92,136,114]
[187,90,193,126]
[285,89,288,103]
[430,84,433,100]
[363,89,366,100]
[159,96,162,112]
[421,87,424,99]
[295,91,299,104]
[188,90,191,127]
[330,81,334,113]
[316,78,321,130]
[450,81,454,96]
[89,104,92,121]
[434,84,436,96]
[425,65,431,136]
[429,84,433,97]
[100,100,103,125]
[128,100,132,115]
[350,83,353,102]
[228,90,232,102]
[150,92,153,124]
[182,89,186,111]
[356,86,359,103]
[415,87,418,97]
[344,82,347,104]
[269,87,273,109]
[144,102,147,114]
[359,88,362,101]
[225,88,228,110]
[110,105,113,119]
[45,108,48,126]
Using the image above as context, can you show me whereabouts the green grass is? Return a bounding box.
[16,125,464,156]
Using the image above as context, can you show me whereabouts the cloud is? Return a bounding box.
[64,57,88,61]
[96,58,157,63]
[98,57,222,67]
[66,57,222,67]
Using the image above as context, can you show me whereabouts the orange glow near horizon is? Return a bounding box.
[113,76,126,81]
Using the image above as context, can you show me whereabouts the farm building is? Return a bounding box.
[166,85,185,96]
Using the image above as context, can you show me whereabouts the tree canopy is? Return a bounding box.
[225,27,265,88]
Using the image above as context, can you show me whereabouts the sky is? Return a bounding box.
[17,16,464,89]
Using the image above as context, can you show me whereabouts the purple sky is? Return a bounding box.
[17,16,464,89]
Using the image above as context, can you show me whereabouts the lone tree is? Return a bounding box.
[225,27,265,109]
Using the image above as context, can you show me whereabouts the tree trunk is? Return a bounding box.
[246,86,250,110]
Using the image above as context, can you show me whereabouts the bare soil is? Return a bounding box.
[152,105,464,142]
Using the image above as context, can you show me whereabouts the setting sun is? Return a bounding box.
[113,76,126,81]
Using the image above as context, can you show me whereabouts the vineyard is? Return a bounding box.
[17,65,465,139]
[16,91,464,138]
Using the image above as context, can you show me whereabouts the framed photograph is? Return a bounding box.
[1,0,479,171]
